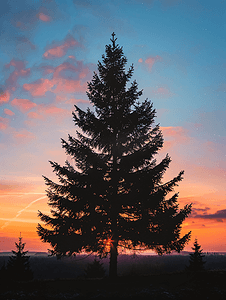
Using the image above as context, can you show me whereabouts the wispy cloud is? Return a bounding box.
[1,195,47,230]
[43,35,81,59]
[4,109,15,116]
[23,78,55,97]
[11,98,37,113]
[194,209,226,221]
[0,117,10,130]
[138,55,163,71]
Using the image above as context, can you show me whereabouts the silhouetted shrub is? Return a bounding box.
[84,258,106,278]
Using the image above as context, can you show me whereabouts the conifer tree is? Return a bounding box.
[6,235,33,281]
[187,239,206,272]
[84,258,106,278]
[37,33,192,278]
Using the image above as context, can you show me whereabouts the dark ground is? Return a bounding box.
[1,254,226,299]
[1,271,226,299]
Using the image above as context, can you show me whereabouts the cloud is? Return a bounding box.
[4,109,15,116]
[38,12,51,22]
[27,112,43,120]
[37,104,70,117]
[1,195,47,230]
[194,209,226,220]
[12,129,35,143]
[151,86,174,98]
[0,90,10,105]
[24,60,91,97]
[190,207,211,218]
[26,103,70,124]
[139,55,163,71]
[158,126,191,153]
[43,35,82,59]
[23,78,55,97]
[16,36,36,53]
[0,117,10,130]
[161,126,189,142]
[5,59,31,89]
[66,98,90,104]
[11,98,37,113]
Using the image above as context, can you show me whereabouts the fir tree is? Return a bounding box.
[187,239,206,272]
[37,33,192,278]
[6,235,33,281]
[84,258,106,278]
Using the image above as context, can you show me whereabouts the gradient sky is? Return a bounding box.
[0,0,225,253]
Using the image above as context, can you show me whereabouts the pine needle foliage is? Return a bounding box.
[37,33,192,277]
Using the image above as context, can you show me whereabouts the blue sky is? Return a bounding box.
[0,0,226,251]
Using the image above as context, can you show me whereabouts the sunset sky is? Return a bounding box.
[0,0,226,253]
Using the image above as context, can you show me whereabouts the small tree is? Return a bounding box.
[84,258,106,278]
[186,239,206,272]
[6,235,33,281]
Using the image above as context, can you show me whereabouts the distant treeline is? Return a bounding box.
[1,254,226,280]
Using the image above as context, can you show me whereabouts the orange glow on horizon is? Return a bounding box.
[0,181,226,253]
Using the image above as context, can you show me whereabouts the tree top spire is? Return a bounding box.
[110,32,117,48]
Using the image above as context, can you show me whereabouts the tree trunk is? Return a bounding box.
[109,239,118,278]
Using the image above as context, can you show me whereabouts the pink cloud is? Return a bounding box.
[54,78,86,94]
[11,98,37,113]
[43,36,81,59]
[38,105,68,115]
[67,98,90,104]
[161,126,188,138]
[68,55,76,59]
[52,61,78,78]
[0,117,9,130]
[24,58,92,100]
[38,13,51,22]
[160,126,190,151]
[40,65,55,75]
[12,129,35,143]
[138,58,143,63]
[23,79,55,97]
[151,86,174,98]
[0,90,10,105]
[5,59,30,89]
[27,112,43,119]
[37,105,70,120]
[144,55,162,71]
[4,109,15,116]
[52,61,90,93]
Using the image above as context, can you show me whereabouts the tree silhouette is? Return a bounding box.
[6,235,33,281]
[187,239,206,272]
[37,33,192,278]
[84,258,106,278]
